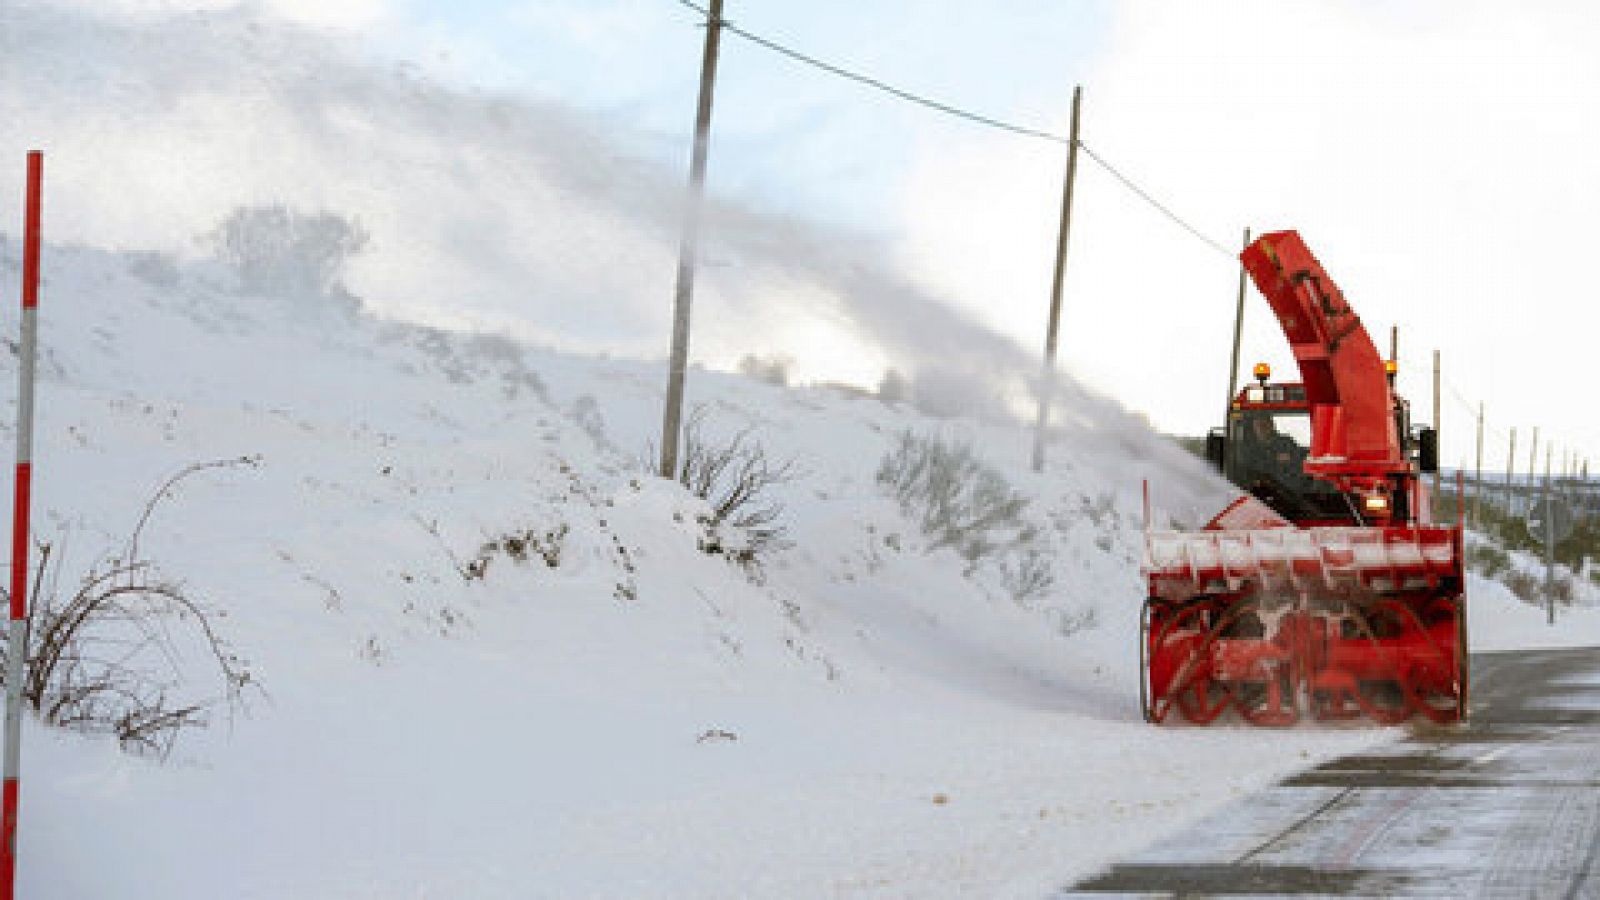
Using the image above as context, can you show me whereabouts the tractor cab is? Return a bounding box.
[1208,378,1357,524]
[1205,362,1439,526]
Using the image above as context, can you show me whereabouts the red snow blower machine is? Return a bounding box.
[1141,231,1464,726]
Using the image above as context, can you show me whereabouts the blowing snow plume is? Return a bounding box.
[0,1,1227,516]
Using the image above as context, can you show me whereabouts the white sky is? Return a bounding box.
[376,0,1600,473]
[13,0,1600,472]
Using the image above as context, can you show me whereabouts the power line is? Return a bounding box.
[1074,141,1233,257]
[1399,359,1600,473]
[667,5,1595,473]
[672,0,1067,144]
[686,2,1069,146]
[671,0,1233,260]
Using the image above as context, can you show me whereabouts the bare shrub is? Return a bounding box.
[659,408,799,568]
[737,354,792,387]
[467,524,570,580]
[16,550,251,758]
[1501,569,1580,608]
[126,251,181,288]
[877,430,1028,561]
[1500,569,1541,604]
[413,515,568,582]
[3,458,258,758]
[1046,604,1097,637]
[877,368,910,406]
[998,546,1055,608]
[207,205,368,303]
[569,394,608,446]
[1466,542,1512,579]
[1469,537,1589,608]
[1549,573,1577,607]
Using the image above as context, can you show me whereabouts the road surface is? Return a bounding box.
[1063,647,1600,898]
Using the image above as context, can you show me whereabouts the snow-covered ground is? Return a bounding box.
[1468,574,1600,653]
[1,236,1588,898]
[0,239,1411,897]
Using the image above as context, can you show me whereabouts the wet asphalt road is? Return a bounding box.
[1060,647,1600,899]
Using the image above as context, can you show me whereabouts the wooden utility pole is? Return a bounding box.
[659,0,725,478]
[1530,425,1540,489]
[1544,439,1555,624]
[1031,85,1083,473]
[1473,401,1484,524]
[1506,427,1517,512]
[1389,325,1398,363]
[1223,227,1252,426]
[1440,352,1452,518]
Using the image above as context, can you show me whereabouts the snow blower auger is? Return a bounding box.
[1140,230,1465,727]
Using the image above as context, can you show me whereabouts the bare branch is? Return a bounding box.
[127,456,260,567]
[663,407,800,571]
[0,460,262,757]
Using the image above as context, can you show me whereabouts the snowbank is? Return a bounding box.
[0,240,1388,898]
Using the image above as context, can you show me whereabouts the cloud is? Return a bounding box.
[0,1,1229,507]
[897,0,1600,465]
[35,0,388,28]
[0,7,997,377]
[262,0,388,29]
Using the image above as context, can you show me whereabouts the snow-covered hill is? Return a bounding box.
[7,188,1600,900]
[1,235,1398,898]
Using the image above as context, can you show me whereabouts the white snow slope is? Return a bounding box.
[2,235,1583,900]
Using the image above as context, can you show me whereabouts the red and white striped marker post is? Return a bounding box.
[2,151,42,900]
